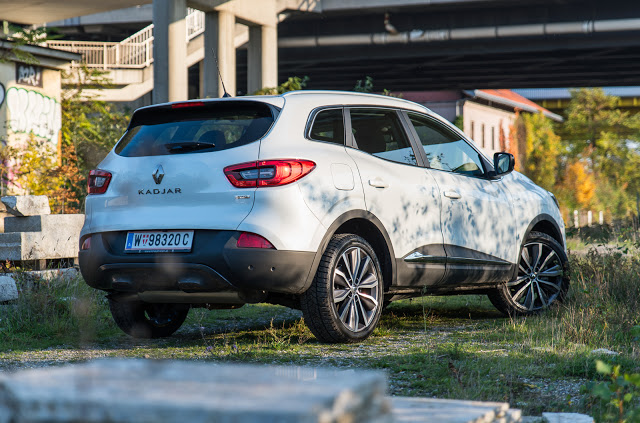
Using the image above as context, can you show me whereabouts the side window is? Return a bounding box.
[350,108,417,166]
[309,108,345,145]
[408,113,485,177]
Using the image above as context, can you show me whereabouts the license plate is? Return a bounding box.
[125,231,194,253]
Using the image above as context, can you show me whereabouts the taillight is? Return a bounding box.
[88,169,112,194]
[224,160,316,188]
[237,232,275,249]
[81,236,91,250]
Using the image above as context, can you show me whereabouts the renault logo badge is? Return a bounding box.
[152,165,165,185]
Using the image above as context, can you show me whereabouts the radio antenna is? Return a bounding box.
[211,47,231,98]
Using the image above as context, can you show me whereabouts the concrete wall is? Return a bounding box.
[462,101,514,157]
[0,61,62,149]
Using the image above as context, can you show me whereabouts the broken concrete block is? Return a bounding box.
[392,397,520,423]
[1,195,51,217]
[0,275,18,302]
[0,360,391,423]
[543,413,594,423]
[0,230,80,261]
[0,214,84,260]
[3,214,84,234]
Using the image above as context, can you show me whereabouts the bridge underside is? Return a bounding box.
[260,36,640,91]
[239,0,640,91]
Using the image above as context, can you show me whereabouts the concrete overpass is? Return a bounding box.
[5,0,640,99]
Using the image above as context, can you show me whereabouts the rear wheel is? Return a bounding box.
[301,234,383,343]
[488,231,569,316]
[108,298,189,338]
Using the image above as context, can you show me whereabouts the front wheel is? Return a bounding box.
[301,234,383,343]
[108,299,189,338]
[488,231,569,316]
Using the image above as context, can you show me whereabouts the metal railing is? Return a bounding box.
[47,8,203,70]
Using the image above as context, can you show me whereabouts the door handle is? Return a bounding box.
[368,178,389,189]
[443,190,461,199]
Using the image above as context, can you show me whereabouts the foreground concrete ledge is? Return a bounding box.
[0,196,50,217]
[391,397,521,423]
[0,359,391,423]
[543,412,594,423]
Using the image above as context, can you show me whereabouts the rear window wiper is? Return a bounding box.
[165,141,216,153]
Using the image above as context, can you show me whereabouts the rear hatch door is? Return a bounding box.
[86,100,279,233]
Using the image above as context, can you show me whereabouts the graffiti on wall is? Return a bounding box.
[5,87,61,145]
[16,63,43,88]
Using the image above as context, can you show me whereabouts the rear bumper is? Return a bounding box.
[79,230,315,296]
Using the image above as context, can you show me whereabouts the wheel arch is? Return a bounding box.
[524,214,564,248]
[301,210,396,293]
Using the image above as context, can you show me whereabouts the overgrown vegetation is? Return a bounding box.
[585,361,640,423]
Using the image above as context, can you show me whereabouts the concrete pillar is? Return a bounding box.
[203,10,236,98]
[248,24,278,94]
[599,210,604,225]
[574,210,579,229]
[153,0,188,103]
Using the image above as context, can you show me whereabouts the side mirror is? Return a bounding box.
[493,152,514,177]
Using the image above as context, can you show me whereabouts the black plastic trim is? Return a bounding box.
[79,230,315,296]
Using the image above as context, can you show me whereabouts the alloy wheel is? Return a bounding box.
[506,241,564,312]
[332,246,380,332]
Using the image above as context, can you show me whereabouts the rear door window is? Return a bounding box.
[115,101,276,157]
[349,108,418,166]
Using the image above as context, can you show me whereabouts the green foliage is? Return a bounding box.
[516,112,561,191]
[354,76,374,93]
[0,273,117,348]
[585,361,640,422]
[1,135,59,196]
[60,66,130,209]
[558,88,640,219]
[253,76,309,95]
[0,25,61,64]
[453,115,464,131]
[354,76,403,97]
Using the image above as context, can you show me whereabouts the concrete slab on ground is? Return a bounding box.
[1,195,50,217]
[543,412,594,423]
[392,397,521,423]
[0,359,392,423]
[0,275,18,302]
[0,218,83,260]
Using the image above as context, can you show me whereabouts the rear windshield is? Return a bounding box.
[115,101,276,157]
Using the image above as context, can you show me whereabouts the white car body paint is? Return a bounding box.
[82,90,565,279]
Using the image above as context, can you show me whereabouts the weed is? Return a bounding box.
[584,361,640,422]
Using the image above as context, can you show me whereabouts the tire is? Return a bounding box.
[301,234,384,343]
[108,299,189,338]
[488,231,570,316]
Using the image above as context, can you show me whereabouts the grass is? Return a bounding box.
[1,242,639,420]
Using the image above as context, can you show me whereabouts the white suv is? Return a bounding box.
[79,91,569,343]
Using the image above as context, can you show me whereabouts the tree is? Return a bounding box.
[508,112,561,191]
[559,88,640,219]
[60,66,130,210]
[253,76,309,95]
